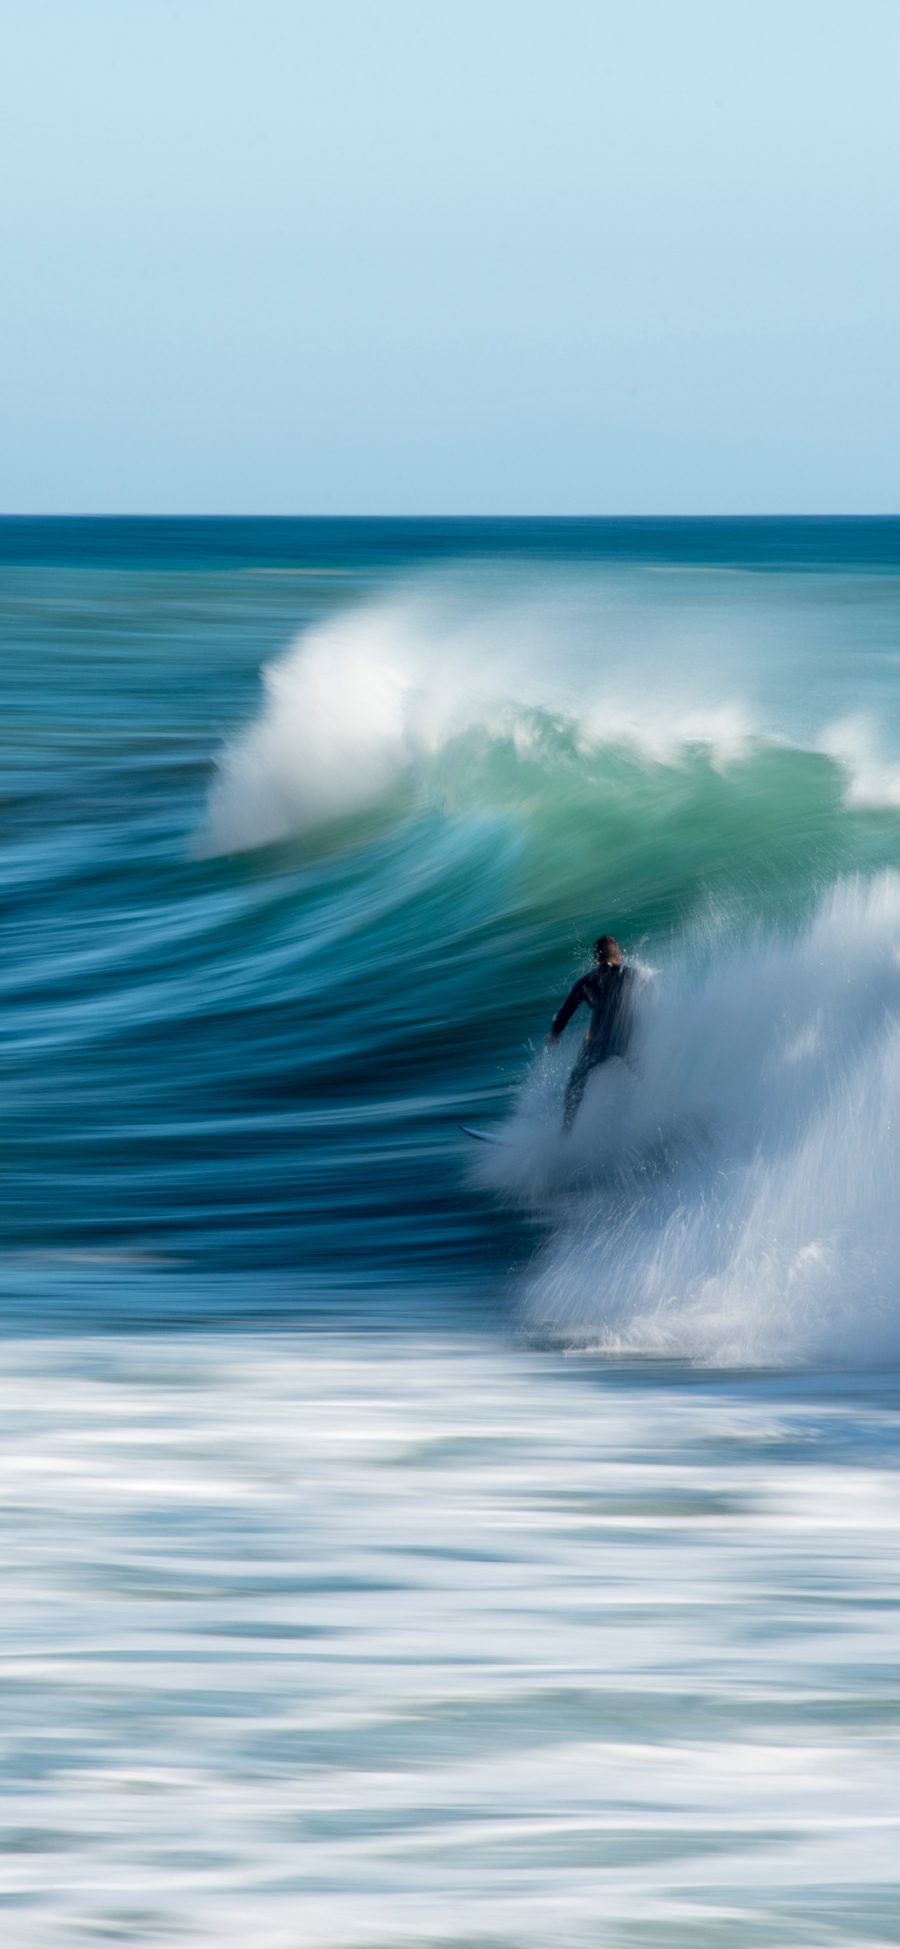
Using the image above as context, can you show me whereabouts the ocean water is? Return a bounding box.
[2,517,900,1943]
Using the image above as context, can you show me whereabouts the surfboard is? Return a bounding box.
[459,1123,505,1145]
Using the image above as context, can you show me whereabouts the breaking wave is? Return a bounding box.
[197,571,900,1365]
[205,575,900,855]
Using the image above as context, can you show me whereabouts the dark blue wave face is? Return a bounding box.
[4,518,900,1336]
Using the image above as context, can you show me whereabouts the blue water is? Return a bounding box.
[3,520,900,1944]
[5,514,900,1338]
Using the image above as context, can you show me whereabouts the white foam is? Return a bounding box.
[490,875,900,1367]
[4,1334,899,1942]
[205,612,417,850]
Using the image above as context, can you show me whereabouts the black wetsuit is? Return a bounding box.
[551,963,635,1128]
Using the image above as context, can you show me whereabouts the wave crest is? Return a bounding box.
[204,577,900,856]
[203,579,762,852]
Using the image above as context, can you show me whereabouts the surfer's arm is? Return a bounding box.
[547,977,586,1042]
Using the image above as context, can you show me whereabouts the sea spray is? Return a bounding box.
[485,876,900,1366]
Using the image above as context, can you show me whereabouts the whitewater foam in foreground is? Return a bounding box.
[3,1333,899,1948]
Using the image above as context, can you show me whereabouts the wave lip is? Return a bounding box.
[205,613,417,851]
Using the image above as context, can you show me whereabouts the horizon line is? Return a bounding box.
[2,510,900,523]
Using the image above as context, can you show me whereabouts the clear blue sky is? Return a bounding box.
[2,0,899,513]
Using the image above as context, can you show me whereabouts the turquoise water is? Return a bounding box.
[2,519,900,1942]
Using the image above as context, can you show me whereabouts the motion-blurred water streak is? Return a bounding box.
[1,1335,899,1947]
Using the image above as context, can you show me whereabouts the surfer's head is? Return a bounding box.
[593,935,622,966]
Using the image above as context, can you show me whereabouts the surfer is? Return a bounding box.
[547,935,635,1130]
